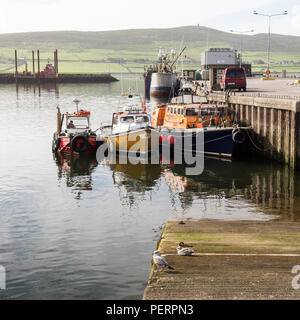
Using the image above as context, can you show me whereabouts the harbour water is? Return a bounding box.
[0,80,299,300]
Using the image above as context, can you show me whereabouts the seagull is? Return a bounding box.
[178,242,193,247]
[177,246,194,256]
[152,250,174,270]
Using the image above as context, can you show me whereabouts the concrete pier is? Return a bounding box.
[143,220,300,300]
[205,92,300,168]
[182,78,300,169]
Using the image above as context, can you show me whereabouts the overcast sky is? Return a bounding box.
[0,0,299,36]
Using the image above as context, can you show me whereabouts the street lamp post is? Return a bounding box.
[253,10,288,76]
[230,30,254,68]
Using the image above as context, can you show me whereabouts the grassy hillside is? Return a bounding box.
[0,26,300,73]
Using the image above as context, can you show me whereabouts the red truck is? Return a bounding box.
[220,67,247,92]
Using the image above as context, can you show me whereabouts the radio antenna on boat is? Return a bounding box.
[135,73,140,96]
[170,46,186,69]
[176,36,185,71]
[120,58,124,95]
[73,98,80,112]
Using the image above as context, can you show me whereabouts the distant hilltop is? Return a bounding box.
[0,26,299,74]
[0,25,300,53]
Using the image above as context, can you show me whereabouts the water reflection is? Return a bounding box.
[106,155,163,208]
[106,157,298,221]
[54,150,298,220]
[54,153,98,200]
[164,158,297,221]
[3,80,300,300]
[15,82,59,97]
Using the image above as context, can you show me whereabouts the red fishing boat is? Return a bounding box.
[52,100,97,156]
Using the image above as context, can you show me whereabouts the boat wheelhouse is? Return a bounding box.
[52,100,97,156]
[100,93,160,155]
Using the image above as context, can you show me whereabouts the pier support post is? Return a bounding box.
[277,110,283,162]
[296,112,300,169]
[54,49,58,74]
[246,105,250,126]
[251,106,257,130]
[37,50,40,74]
[32,51,35,77]
[270,108,275,159]
[284,111,291,165]
[289,112,296,169]
[240,105,244,125]
[263,108,267,138]
[257,106,262,135]
[37,50,40,84]
[14,50,18,84]
[263,107,269,157]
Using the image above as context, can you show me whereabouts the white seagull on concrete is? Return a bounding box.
[176,246,194,256]
[152,250,174,270]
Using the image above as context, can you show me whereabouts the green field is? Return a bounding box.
[0,26,300,74]
[3,49,299,74]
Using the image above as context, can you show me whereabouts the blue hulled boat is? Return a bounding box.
[151,101,250,159]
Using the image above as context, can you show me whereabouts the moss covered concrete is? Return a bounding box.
[143,220,300,300]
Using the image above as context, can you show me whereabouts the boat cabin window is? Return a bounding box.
[218,107,228,115]
[185,108,198,117]
[113,114,118,125]
[120,116,135,123]
[174,108,177,115]
[167,107,170,114]
[170,107,173,114]
[135,115,149,123]
[66,117,89,129]
[200,107,218,116]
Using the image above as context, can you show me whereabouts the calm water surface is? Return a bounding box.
[0,80,300,299]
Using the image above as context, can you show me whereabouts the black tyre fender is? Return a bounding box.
[71,135,89,153]
[232,128,246,144]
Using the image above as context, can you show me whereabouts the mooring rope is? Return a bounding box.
[245,129,271,152]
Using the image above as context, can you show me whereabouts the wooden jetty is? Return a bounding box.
[143,220,300,300]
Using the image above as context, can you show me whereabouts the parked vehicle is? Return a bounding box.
[220,67,247,92]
